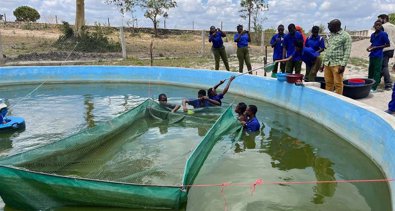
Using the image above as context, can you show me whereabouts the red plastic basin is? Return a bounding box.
[286,74,304,83]
[348,78,365,86]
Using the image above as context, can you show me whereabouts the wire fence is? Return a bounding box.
[0,22,276,67]
[0,21,372,70]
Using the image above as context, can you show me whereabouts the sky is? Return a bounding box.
[1,0,395,31]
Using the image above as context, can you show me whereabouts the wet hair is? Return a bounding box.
[248,105,258,115]
[237,24,243,29]
[278,24,284,29]
[158,93,167,101]
[198,89,206,97]
[378,14,389,22]
[312,26,320,34]
[237,102,247,114]
[294,39,304,49]
[207,88,215,98]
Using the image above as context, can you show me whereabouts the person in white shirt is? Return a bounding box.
[378,14,395,90]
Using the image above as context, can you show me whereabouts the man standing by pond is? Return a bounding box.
[367,20,390,92]
[378,14,395,91]
[209,26,230,71]
[323,19,352,95]
[270,24,286,76]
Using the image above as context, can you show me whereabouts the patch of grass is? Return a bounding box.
[101,56,212,68]
[179,33,194,41]
[3,35,57,57]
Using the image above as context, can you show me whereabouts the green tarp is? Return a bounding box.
[0,99,241,210]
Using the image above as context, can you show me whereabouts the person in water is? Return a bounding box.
[207,75,235,106]
[0,101,8,124]
[240,104,260,132]
[158,93,180,112]
[235,102,247,122]
[182,89,220,112]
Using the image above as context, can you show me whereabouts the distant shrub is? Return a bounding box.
[59,21,74,39]
[55,22,121,53]
[13,6,40,22]
[390,13,395,25]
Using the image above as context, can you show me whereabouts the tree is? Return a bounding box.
[106,0,176,36]
[75,0,85,36]
[13,6,40,22]
[141,0,177,36]
[239,0,268,32]
[106,0,138,15]
[389,13,395,25]
[318,24,326,34]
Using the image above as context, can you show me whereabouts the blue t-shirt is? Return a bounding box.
[270,33,285,60]
[292,47,319,67]
[284,31,304,60]
[0,108,6,124]
[209,31,224,49]
[305,35,325,53]
[209,93,224,105]
[245,117,260,132]
[188,99,212,108]
[370,31,390,58]
[234,33,249,48]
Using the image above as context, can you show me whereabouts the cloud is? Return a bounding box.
[0,0,394,31]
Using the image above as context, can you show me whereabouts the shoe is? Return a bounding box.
[385,110,395,114]
[385,87,392,91]
[370,89,377,93]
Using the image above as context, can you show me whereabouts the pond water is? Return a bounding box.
[0,83,391,211]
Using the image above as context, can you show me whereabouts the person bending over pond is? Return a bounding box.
[276,40,322,82]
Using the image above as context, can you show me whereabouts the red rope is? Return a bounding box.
[184,178,395,188]
[183,178,394,211]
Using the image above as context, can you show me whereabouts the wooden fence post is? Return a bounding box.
[201,30,206,57]
[150,39,154,66]
[0,31,5,65]
[119,27,127,59]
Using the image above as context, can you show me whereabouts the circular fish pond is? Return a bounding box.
[0,66,393,211]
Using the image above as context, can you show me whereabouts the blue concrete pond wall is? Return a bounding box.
[1,65,395,208]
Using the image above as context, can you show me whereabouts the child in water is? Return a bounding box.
[235,102,247,122]
[158,93,180,113]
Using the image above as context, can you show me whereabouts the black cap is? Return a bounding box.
[210,26,216,30]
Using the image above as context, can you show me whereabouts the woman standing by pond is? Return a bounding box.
[234,24,252,74]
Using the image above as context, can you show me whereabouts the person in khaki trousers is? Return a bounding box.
[208,26,230,71]
[323,19,352,95]
[234,24,252,74]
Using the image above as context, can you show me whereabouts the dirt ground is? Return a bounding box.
[0,26,394,116]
